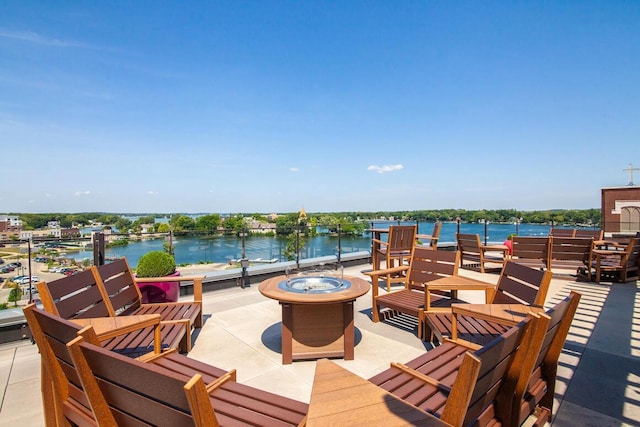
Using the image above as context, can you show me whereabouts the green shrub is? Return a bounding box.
[135,251,176,277]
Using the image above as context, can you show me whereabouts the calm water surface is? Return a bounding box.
[68,222,592,267]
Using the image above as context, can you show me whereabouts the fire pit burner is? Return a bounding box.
[278,276,351,294]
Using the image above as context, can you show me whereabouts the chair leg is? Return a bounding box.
[372,300,380,323]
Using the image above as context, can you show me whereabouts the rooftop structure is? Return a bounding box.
[1,263,639,426]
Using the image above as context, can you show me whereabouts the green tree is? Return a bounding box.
[157,223,172,233]
[169,214,196,232]
[196,214,221,233]
[8,284,23,307]
[222,215,245,235]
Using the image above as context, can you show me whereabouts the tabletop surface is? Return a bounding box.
[70,314,161,336]
[451,303,544,325]
[306,359,450,426]
[259,274,370,304]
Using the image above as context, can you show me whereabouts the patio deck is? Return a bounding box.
[1,264,639,426]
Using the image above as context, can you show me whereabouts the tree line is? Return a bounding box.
[10,208,600,236]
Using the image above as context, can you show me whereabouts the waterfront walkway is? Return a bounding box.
[1,264,639,426]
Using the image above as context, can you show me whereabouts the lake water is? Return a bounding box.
[67,222,592,267]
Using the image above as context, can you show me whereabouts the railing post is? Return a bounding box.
[337,223,342,265]
[93,232,105,266]
[240,227,248,288]
[456,217,461,250]
[295,225,300,268]
[27,238,33,303]
[484,219,488,245]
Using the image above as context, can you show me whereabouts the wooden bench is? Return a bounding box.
[550,228,603,239]
[510,236,594,277]
[37,259,203,355]
[370,313,549,427]
[510,236,551,270]
[96,258,203,351]
[23,303,231,427]
[547,236,593,273]
[69,335,309,426]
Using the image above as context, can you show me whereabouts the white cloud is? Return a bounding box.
[0,29,83,47]
[147,191,159,195]
[289,167,300,173]
[73,190,91,196]
[367,164,404,174]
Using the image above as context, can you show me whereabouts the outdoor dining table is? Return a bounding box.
[306,358,450,426]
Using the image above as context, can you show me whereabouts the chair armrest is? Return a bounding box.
[371,238,387,246]
[363,265,409,279]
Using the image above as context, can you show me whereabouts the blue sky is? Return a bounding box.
[1,1,638,214]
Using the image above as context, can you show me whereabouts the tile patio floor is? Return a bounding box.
[1,264,639,426]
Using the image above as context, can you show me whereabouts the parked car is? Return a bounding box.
[8,262,22,268]
[15,276,38,285]
[34,257,50,263]
[1,265,15,273]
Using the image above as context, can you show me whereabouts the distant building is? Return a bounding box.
[0,215,22,228]
[140,224,154,234]
[61,228,81,238]
[601,185,640,237]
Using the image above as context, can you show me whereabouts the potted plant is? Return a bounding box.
[503,233,516,256]
[135,250,180,303]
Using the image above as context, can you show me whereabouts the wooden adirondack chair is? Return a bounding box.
[456,233,507,273]
[364,247,461,339]
[425,261,552,345]
[370,313,549,427]
[67,336,308,426]
[587,236,640,283]
[372,225,417,291]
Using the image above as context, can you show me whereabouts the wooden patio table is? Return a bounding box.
[449,303,545,340]
[259,275,369,364]
[424,275,497,311]
[71,314,162,353]
[307,358,450,426]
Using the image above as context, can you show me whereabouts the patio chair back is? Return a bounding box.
[22,303,101,426]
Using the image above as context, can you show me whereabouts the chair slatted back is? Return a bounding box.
[37,269,114,319]
[387,225,417,254]
[68,339,212,426]
[511,236,550,266]
[573,229,603,239]
[549,236,592,263]
[549,228,575,237]
[514,291,581,425]
[459,314,548,427]
[407,247,459,290]
[423,222,442,249]
[456,233,482,256]
[491,261,552,306]
[22,304,101,426]
[625,237,640,269]
[96,259,143,315]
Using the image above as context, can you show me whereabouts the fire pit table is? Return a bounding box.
[259,273,370,364]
